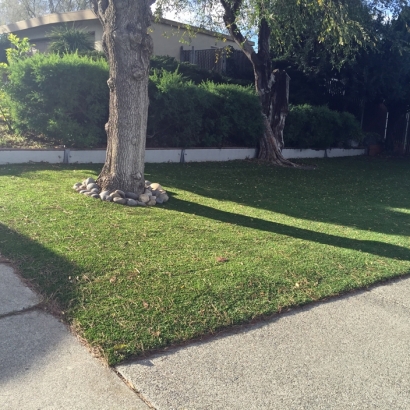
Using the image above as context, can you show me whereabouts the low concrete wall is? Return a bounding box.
[183,148,256,162]
[146,149,182,163]
[68,149,106,164]
[0,149,64,165]
[0,147,366,165]
[283,148,366,159]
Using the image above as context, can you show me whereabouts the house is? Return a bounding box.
[0,9,242,67]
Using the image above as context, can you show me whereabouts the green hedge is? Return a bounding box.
[4,52,362,150]
[6,52,109,147]
[147,69,262,148]
[4,53,262,148]
[285,104,363,149]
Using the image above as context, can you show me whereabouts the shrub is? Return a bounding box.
[47,25,94,54]
[285,104,363,149]
[200,81,262,147]
[150,55,252,86]
[147,69,262,148]
[148,69,208,147]
[0,34,10,64]
[6,52,109,147]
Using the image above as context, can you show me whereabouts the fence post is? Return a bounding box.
[190,46,195,65]
[384,112,389,141]
[404,112,410,153]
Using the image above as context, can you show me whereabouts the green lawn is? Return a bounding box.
[0,157,409,365]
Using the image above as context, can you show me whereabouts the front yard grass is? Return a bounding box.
[0,157,409,365]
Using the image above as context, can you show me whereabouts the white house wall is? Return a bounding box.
[0,10,239,61]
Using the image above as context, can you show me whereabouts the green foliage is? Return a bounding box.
[0,34,10,64]
[47,25,94,54]
[147,69,262,148]
[285,105,364,149]
[5,52,109,147]
[150,55,251,86]
[6,34,33,64]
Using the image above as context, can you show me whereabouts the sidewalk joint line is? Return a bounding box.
[0,303,46,320]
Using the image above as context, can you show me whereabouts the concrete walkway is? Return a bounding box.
[0,261,149,410]
[2,258,410,410]
[117,277,410,409]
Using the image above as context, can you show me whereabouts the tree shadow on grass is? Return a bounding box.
[0,223,79,384]
[167,197,410,261]
[147,157,410,238]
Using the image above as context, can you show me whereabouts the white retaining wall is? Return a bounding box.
[0,147,365,165]
[0,149,64,165]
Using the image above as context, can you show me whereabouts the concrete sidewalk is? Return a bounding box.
[117,277,410,409]
[0,261,150,410]
[2,257,410,410]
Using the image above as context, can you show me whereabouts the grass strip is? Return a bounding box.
[0,156,409,365]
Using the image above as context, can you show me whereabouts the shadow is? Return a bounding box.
[0,223,78,384]
[166,197,410,261]
[146,157,410,237]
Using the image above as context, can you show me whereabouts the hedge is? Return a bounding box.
[285,104,364,149]
[5,53,263,148]
[4,52,363,150]
[147,69,263,148]
[6,52,109,147]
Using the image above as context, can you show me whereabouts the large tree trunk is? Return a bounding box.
[91,0,154,193]
[221,3,295,166]
[258,69,292,163]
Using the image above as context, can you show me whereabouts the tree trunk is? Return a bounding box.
[257,69,293,165]
[220,4,295,166]
[91,0,154,193]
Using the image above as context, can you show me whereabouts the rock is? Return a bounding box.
[84,191,93,196]
[145,180,151,186]
[157,193,169,203]
[144,189,152,197]
[147,198,156,206]
[77,184,87,191]
[113,197,127,205]
[84,177,95,185]
[138,194,150,203]
[79,190,89,194]
[114,190,126,198]
[90,188,100,194]
[109,193,121,200]
[125,192,139,200]
[137,201,147,207]
[91,194,100,199]
[73,183,82,190]
[127,198,138,206]
[150,183,162,191]
[155,196,164,204]
[87,183,99,191]
[99,191,111,201]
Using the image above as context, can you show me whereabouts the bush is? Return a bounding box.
[285,104,363,149]
[200,81,262,147]
[147,69,262,148]
[150,55,252,86]
[4,49,261,149]
[6,52,109,147]
[47,25,94,54]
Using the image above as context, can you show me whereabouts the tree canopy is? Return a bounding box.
[0,0,91,24]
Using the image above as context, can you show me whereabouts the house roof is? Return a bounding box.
[0,9,242,44]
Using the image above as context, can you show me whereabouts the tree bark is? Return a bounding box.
[220,2,295,166]
[91,0,154,193]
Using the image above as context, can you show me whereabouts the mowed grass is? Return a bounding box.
[0,157,410,365]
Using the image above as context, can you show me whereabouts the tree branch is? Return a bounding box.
[219,0,260,66]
